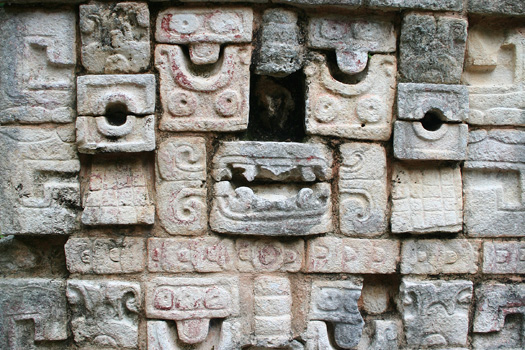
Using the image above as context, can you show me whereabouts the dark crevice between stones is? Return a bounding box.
[421,109,445,131]
[104,101,129,126]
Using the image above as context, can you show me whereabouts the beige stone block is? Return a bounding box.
[236,239,304,272]
[483,241,525,274]
[157,137,207,182]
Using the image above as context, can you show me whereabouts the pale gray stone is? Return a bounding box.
[310,279,364,349]
[157,137,207,182]
[0,126,80,235]
[400,14,467,84]
[369,320,398,350]
[304,321,336,350]
[0,279,67,349]
[391,164,463,234]
[0,236,39,273]
[236,239,304,272]
[145,276,239,344]
[339,143,388,236]
[399,279,473,347]
[65,237,146,274]
[401,239,480,274]
[361,283,391,315]
[276,0,362,6]
[472,314,525,350]
[368,0,462,11]
[255,9,303,77]
[469,0,525,16]
[466,129,525,164]
[67,280,141,349]
[80,2,150,73]
[483,241,525,274]
[0,9,76,124]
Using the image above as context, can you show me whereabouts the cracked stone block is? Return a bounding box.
[82,157,155,226]
[339,143,388,236]
[254,276,292,347]
[80,2,150,73]
[391,164,463,234]
[65,237,146,274]
[399,279,473,347]
[309,279,364,349]
[401,239,480,274]
[0,279,68,349]
[369,320,398,350]
[148,237,235,273]
[236,239,304,272]
[0,126,80,235]
[145,276,239,344]
[306,237,399,274]
[368,0,462,11]
[305,53,396,140]
[0,9,76,124]
[308,15,395,74]
[463,25,525,125]
[469,0,525,16]
[255,9,303,77]
[483,241,525,274]
[400,14,467,84]
[464,129,525,237]
[67,280,141,349]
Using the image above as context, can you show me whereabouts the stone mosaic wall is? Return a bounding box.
[0,1,524,349]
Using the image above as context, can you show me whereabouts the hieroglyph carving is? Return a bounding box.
[483,241,525,274]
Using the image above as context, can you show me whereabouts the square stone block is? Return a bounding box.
[483,241,525,274]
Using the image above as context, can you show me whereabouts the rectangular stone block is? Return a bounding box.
[65,237,146,274]
[0,279,67,349]
[368,0,462,11]
[276,0,362,6]
[391,164,463,234]
[157,137,207,182]
[80,2,150,73]
[236,239,304,272]
[0,9,76,124]
[400,14,467,84]
[469,0,525,16]
[0,126,80,235]
[306,237,399,274]
[401,239,480,274]
[339,143,387,236]
[483,241,525,274]
[67,280,141,349]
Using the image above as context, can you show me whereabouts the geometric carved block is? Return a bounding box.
[483,241,525,274]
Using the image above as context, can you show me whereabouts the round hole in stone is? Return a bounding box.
[421,110,444,131]
[105,102,128,126]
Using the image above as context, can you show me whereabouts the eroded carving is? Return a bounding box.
[483,241,525,274]
[237,239,304,272]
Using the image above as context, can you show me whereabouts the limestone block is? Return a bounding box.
[157,137,207,182]
[0,126,80,235]
[236,239,304,272]
[276,0,362,6]
[483,241,525,274]
[339,143,387,236]
[361,283,391,315]
[145,276,239,344]
[401,239,480,274]
[368,0,462,11]
[308,15,395,74]
[67,280,141,349]
[0,236,38,273]
[391,164,463,234]
[156,7,253,65]
[303,321,336,350]
[80,2,150,73]
[309,279,364,349]
[399,279,473,347]
[369,320,398,350]
[65,237,146,274]
[0,9,76,124]
[255,9,303,77]
[305,53,396,140]
[473,313,525,350]
[464,129,524,237]
[254,276,292,347]
[82,157,155,226]
[469,0,525,16]
[463,25,525,125]
[400,14,467,84]
[0,279,67,349]
[148,237,235,273]
[306,237,399,274]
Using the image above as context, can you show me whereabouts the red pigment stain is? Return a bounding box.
[160,15,172,33]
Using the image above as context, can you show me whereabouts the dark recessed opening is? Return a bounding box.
[105,102,128,126]
[421,110,444,131]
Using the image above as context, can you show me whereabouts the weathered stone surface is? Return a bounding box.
[483,241,525,274]
[254,276,292,347]
[361,281,391,315]
[82,157,155,226]
[473,313,525,350]
[391,164,463,234]
[65,237,146,274]
[306,237,399,274]
[401,239,480,274]
[237,239,304,272]
[0,279,67,349]
[80,2,150,73]
[469,0,525,16]
[464,129,524,237]
[145,276,239,344]
[369,0,462,11]
[308,15,395,74]
[255,9,303,77]
[399,279,473,347]
[276,0,362,6]
[67,280,141,349]
[310,279,364,349]
[157,137,207,182]
[156,44,251,132]
[305,53,396,140]
[303,321,336,350]
[0,126,80,235]
[463,25,525,125]
[0,237,39,274]
[0,9,76,124]
[369,320,398,350]
[400,14,467,84]
[339,143,387,235]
